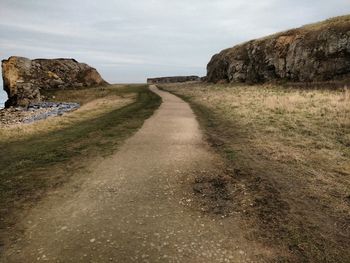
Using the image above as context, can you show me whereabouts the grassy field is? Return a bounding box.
[160,82,350,262]
[0,84,161,240]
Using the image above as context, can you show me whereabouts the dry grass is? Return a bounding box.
[252,14,350,44]
[303,14,350,30]
[0,85,143,142]
[0,93,136,143]
[161,82,350,262]
[43,84,130,105]
[163,83,350,171]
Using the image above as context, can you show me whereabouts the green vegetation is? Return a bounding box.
[0,84,161,229]
[160,82,350,262]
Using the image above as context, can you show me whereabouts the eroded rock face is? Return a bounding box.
[207,15,350,83]
[147,76,200,84]
[2,57,108,107]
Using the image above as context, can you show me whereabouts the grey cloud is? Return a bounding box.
[1,0,350,84]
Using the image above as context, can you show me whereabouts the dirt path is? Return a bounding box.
[2,86,262,262]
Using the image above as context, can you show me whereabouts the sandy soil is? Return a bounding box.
[1,86,268,262]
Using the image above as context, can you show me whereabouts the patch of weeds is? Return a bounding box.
[224,148,236,160]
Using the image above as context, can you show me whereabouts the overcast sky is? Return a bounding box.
[1,0,350,83]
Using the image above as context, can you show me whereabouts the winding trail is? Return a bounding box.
[2,86,258,262]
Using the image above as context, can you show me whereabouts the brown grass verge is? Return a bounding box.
[160,82,350,263]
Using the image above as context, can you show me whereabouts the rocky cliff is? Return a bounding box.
[207,15,350,83]
[2,57,108,107]
[147,76,200,84]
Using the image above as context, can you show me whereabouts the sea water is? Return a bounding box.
[0,69,6,108]
[0,70,7,109]
[0,82,6,109]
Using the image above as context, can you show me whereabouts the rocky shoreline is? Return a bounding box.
[0,102,80,126]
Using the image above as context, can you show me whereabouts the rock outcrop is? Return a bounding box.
[2,57,108,107]
[147,76,200,84]
[207,15,350,84]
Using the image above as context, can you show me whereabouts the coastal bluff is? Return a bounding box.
[207,15,350,84]
[2,56,108,107]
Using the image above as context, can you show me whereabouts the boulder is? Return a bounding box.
[2,57,108,107]
[207,15,350,84]
[147,76,200,84]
